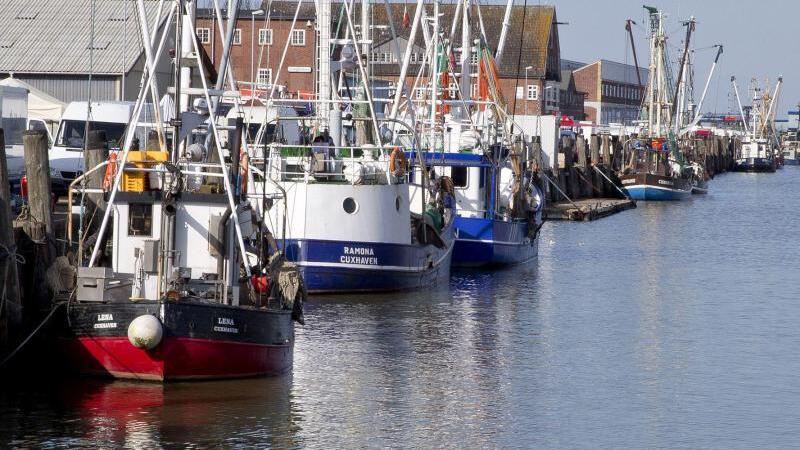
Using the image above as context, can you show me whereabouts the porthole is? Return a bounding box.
[395,196,401,211]
[343,197,358,214]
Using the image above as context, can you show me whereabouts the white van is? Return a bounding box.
[50,101,137,182]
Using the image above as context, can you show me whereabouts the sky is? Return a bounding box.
[205,0,798,122]
[549,0,798,122]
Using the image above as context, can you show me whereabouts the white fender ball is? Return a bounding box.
[127,315,163,350]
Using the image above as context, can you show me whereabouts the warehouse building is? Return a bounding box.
[0,0,172,103]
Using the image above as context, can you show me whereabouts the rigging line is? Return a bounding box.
[509,0,528,130]
[83,0,97,154]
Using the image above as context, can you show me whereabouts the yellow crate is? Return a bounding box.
[122,151,169,192]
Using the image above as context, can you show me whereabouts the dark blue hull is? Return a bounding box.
[620,173,692,201]
[281,223,454,293]
[452,216,538,268]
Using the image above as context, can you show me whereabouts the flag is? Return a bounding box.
[402,5,410,28]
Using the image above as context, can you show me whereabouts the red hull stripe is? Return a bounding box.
[60,336,293,381]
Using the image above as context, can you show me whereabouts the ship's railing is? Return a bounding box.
[249,143,409,185]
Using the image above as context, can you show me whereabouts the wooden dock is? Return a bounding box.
[544,198,636,221]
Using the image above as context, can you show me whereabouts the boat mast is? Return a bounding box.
[731,76,750,135]
[317,0,331,132]
[645,7,658,136]
[429,0,439,151]
[459,0,471,121]
[494,0,513,62]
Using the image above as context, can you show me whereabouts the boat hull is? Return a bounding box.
[283,222,454,293]
[733,158,777,172]
[452,216,538,268]
[784,158,800,166]
[620,173,692,201]
[57,301,294,381]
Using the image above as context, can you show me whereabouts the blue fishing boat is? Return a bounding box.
[409,152,543,268]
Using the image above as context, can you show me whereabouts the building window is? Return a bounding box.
[196,27,210,44]
[470,51,478,65]
[258,28,272,45]
[370,52,379,63]
[470,83,478,98]
[256,68,272,86]
[380,52,392,63]
[415,88,425,100]
[290,29,305,46]
[410,52,417,63]
[232,28,242,45]
[516,86,524,99]
[448,82,458,97]
[527,84,538,100]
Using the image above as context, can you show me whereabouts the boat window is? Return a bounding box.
[343,197,358,214]
[128,203,153,237]
[451,166,468,188]
[395,196,401,212]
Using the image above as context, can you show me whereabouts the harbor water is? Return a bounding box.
[2,169,800,448]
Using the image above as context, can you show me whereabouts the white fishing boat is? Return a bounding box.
[241,0,455,293]
[731,77,782,173]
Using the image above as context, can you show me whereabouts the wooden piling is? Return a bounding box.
[590,135,600,166]
[19,130,55,309]
[0,129,22,347]
[601,135,611,167]
[576,135,587,168]
[83,131,108,216]
[22,130,53,235]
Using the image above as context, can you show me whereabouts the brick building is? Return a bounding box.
[196,2,562,124]
[364,4,562,117]
[569,59,648,125]
[559,69,585,120]
[196,3,317,96]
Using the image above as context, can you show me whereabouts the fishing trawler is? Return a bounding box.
[385,2,544,268]
[619,7,695,201]
[731,77,782,173]
[241,0,455,293]
[58,1,304,381]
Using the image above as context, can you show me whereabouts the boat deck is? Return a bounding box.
[544,198,636,222]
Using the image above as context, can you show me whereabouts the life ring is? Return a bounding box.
[103,153,118,191]
[389,147,408,177]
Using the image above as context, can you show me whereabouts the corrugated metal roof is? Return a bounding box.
[0,0,167,75]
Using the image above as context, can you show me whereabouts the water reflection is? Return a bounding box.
[0,376,297,447]
[3,171,800,448]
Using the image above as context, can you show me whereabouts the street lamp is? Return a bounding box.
[251,9,264,94]
[524,66,533,116]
